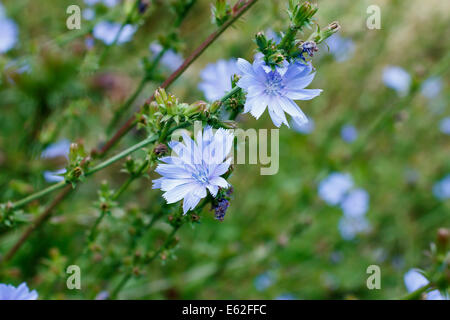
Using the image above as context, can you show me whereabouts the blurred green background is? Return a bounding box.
[0,0,449,299]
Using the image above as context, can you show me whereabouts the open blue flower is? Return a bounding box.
[0,282,38,300]
[236,57,322,128]
[153,127,234,214]
[149,42,184,72]
[340,188,369,218]
[318,172,354,206]
[93,21,136,45]
[198,59,239,101]
[383,66,411,96]
[0,11,18,53]
[404,269,449,300]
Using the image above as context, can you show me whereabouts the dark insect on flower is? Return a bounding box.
[154,143,169,157]
[213,198,230,222]
[301,41,318,57]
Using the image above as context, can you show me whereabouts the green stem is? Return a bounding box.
[86,135,157,176]
[11,181,67,209]
[110,225,181,299]
[399,283,432,300]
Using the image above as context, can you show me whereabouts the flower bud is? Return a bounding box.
[209,101,222,113]
[153,144,168,157]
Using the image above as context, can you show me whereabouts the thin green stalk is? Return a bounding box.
[398,283,432,300]
[11,181,67,209]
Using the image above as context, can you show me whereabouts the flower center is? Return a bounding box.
[192,164,210,184]
[264,71,283,96]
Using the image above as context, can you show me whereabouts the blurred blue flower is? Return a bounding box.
[84,0,118,6]
[153,127,234,214]
[236,57,322,128]
[433,174,450,200]
[439,117,450,135]
[404,269,448,300]
[340,188,369,218]
[382,66,411,96]
[318,172,354,206]
[254,272,274,292]
[340,125,358,143]
[83,8,95,21]
[0,282,38,300]
[265,28,281,44]
[291,117,315,134]
[93,21,136,45]
[0,15,18,54]
[95,290,109,300]
[198,59,239,101]
[41,139,70,159]
[325,34,355,62]
[420,76,442,100]
[149,42,184,72]
[338,216,370,240]
[43,168,67,183]
[275,293,296,300]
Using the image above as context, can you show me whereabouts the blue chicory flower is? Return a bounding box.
[0,282,38,300]
[149,42,184,72]
[382,66,411,96]
[41,139,70,159]
[325,34,355,62]
[338,215,370,240]
[318,172,354,206]
[433,174,450,200]
[420,76,442,100]
[152,127,234,214]
[340,188,370,218]
[0,14,18,54]
[236,56,322,128]
[404,269,449,300]
[291,117,315,134]
[439,117,450,135]
[254,272,274,292]
[340,125,358,143]
[93,21,136,45]
[198,59,239,101]
[83,8,95,21]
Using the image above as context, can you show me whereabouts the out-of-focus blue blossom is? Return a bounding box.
[338,216,370,240]
[340,125,358,143]
[84,0,100,5]
[275,293,296,300]
[420,76,442,100]
[404,269,449,300]
[340,188,369,218]
[265,28,281,44]
[0,13,18,53]
[152,127,234,214]
[433,174,450,200]
[41,140,70,183]
[149,42,184,73]
[84,0,118,6]
[83,8,95,21]
[291,117,315,134]
[95,290,109,300]
[43,168,67,183]
[236,57,322,128]
[318,172,354,206]
[93,21,136,45]
[325,34,355,62]
[0,282,38,300]
[254,272,274,292]
[382,66,411,96]
[439,117,450,135]
[198,59,239,102]
[41,139,70,159]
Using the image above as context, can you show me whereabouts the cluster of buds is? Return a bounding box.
[0,202,26,229]
[211,0,231,26]
[212,187,234,222]
[255,31,286,69]
[288,0,318,31]
[65,142,89,187]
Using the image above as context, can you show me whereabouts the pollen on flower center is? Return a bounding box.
[264,71,284,95]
